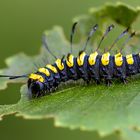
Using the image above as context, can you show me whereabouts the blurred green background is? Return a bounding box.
[0,0,140,140]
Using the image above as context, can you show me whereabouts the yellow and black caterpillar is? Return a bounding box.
[0,22,138,98]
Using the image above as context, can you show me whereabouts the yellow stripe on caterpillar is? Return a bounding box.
[77,52,86,66]
[29,73,44,82]
[114,52,123,66]
[55,59,64,70]
[66,54,74,67]
[88,51,98,66]
[38,68,50,76]
[46,64,57,73]
[126,54,134,65]
[101,52,110,66]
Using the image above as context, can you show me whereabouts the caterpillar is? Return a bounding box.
[0,22,138,99]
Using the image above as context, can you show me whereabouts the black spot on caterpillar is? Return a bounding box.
[0,22,138,99]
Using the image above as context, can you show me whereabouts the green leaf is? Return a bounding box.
[0,53,36,90]
[74,2,140,35]
[1,79,140,137]
[120,128,140,140]
[1,2,140,139]
[90,2,140,27]
[0,26,69,90]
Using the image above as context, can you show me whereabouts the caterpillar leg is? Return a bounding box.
[95,79,100,85]
[121,78,128,84]
[34,92,41,98]
[105,79,112,86]
[86,79,91,84]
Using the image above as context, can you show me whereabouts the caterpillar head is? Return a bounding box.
[27,79,46,98]
[28,74,46,98]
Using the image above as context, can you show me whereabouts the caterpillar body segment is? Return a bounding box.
[0,23,139,99]
[27,50,140,98]
[19,24,140,98]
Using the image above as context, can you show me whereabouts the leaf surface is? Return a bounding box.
[0,3,140,139]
